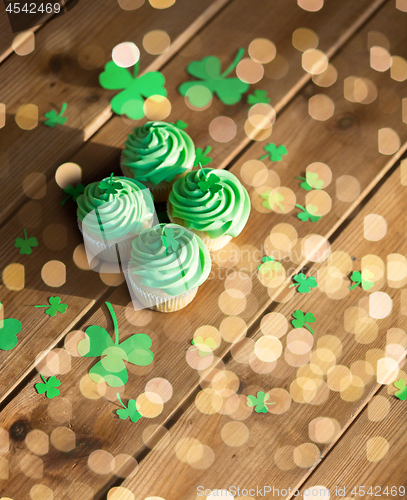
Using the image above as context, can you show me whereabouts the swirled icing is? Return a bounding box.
[121,121,195,185]
[77,176,154,240]
[129,223,211,296]
[168,168,250,238]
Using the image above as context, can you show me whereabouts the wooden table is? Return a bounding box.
[0,0,406,498]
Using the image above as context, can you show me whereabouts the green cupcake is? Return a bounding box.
[127,223,211,312]
[120,121,195,202]
[77,174,155,262]
[167,168,251,251]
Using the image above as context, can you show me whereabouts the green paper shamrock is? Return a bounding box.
[260,191,285,211]
[295,173,324,191]
[78,302,154,388]
[35,374,61,399]
[116,393,143,422]
[247,89,270,106]
[0,306,21,351]
[99,173,123,195]
[99,61,167,119]
[35,297,68,317]
[194,146,212,167]
[246,391,276,413]
[171,120,188,130]
[44,103,68,128]
[198,173,222,194]
[161,226,183,252]
[295,177,312,191]
[179,48,249,107]
[259,143,287,162]
[394,379,407,401]
[296,204,321,222]
[349,270,374,291]
[258,256,275,270]
[292,309,316,335]
[289,273,317,293]
[191,336,217,357]
[14,229,38,255]
[61,184,85,205]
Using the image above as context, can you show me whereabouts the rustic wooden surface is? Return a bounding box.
[1,0,407,498]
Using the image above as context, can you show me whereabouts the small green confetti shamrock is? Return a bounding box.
[116,393,143,422]
[35,297,68,317]
[191,336,217,357]
[0,305,21,351]
[194,146,212,167]
[14,229,38,255]
[99,173,123,195]
[295,173,324,191]
[179,48,249,107]
[171,120,188,129]
[289,273,317,293]
[35,374,61,399]
[259,143,287,162]
[246,391,276,413]
[260,191,285,211]
[161,226,183,252]
[197,165,222,194]
[296,204,321,222]
[78,302,154,387]
[44,103,68,127]
[349,270,374,291]
[295,176,312,191]
[99,60,166,119]
[292,309,316,335]
[247,89,270,106]
[61,184,85,205]
[258,256,275,269]
[394,379,407,401]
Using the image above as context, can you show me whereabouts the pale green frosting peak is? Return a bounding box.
[122,121,195,185]
[77,176,154,240]
[129,223,211,296]
[168,168,251,238]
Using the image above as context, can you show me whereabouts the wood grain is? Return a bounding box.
[0,2,405,497]
[0,0,384,223]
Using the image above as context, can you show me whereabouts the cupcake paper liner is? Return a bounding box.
[167,201,233,252]
[127,262,198,313]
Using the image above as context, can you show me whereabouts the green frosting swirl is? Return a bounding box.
[77,176,154,240]
[168,168,251,238]
[121,121,195,185]
[129,224,211,296]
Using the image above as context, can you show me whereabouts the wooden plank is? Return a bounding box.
[0,2,406,497]
[0,0,231,221]
[297,386,407,498]
[114,139,407,499]
[0,0,384,223]
[0,0,382,402]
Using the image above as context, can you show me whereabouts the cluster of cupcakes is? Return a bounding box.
[76,121,251,313]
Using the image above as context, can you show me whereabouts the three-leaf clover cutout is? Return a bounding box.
[257,256,276,270]
[116,393,143,422]
[179,48,249,107]
[161,226,183,252]
[44,103,68,128]
[394,379,407,401]
[78,302,154,388]
[247,89,270,106]
[296,204,321,222]
[61,184,85,205]
[191,336,217,357]
[197,166,222,195]
[99,173,123,195]
[295,172,324,191]
[289,273,317,293]
[350,270,374,291]
[35,297,68,317]
[260,191,285,211]
[35,374,61,399]
[99,60,167,119]
[259,143,287,162]
[247,391,276,413]
[14,229,38,255]
[0,305,21,350]
[194,146,212,167]
[292,309,316,335]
